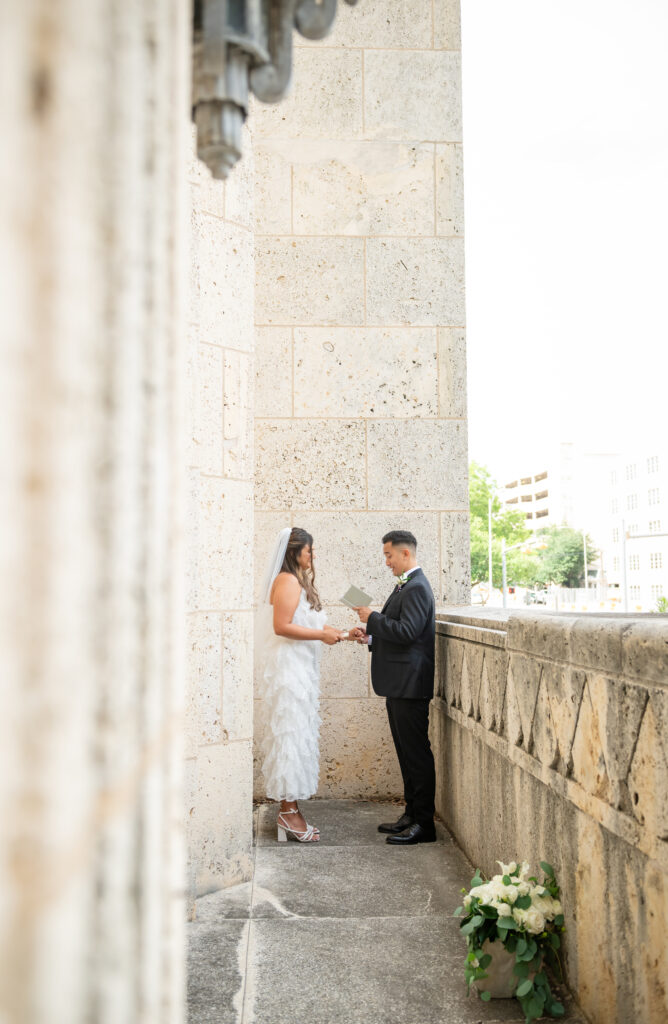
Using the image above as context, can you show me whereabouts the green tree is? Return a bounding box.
[469,462,538,591]
[534,526,598,588]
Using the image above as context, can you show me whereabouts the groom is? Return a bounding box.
[354,530,436,845]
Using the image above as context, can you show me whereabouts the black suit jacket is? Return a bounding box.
[367,568,435,699]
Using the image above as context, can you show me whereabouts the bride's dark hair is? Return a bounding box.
[280,527,322,611]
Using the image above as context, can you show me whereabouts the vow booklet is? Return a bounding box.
[341,584,374,608]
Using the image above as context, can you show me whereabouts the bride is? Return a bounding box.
[257,526,361,843]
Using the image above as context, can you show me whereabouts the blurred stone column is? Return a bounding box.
[0,2,189,1021]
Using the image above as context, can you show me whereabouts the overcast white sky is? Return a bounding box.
[461,0,668,483]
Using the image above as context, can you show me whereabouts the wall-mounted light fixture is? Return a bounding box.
[192,0,359,179]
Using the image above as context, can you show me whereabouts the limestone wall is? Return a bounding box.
[0,2,189,1020]
[185,129,256,898]
[432,609,668,1024]
[252,0,470,800]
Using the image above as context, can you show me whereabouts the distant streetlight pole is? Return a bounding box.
[583,530,588,589]
[488,497,493,605]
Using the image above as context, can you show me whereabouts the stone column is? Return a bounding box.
[252,0,470,799]
[0,2,189,1020]
[185,129,256,899]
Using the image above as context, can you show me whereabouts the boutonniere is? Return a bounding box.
[397,572,410,588]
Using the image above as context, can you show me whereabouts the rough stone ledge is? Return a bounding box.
[434,697,668,872]
[436,620,507,648]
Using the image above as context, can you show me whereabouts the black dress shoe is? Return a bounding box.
[378,812,414,834]
[386,823,436,845]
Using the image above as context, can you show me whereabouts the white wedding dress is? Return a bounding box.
[259,587,327,801]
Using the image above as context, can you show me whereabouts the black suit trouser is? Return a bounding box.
[386,697,435,828]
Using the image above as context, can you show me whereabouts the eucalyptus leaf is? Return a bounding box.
[502,874,511,885]
[540,861,554,876]
[454,906,463,917]
[479,954,492,969]
[480,991,491,1002]
[516,979,533,997]
[515,894,532,910]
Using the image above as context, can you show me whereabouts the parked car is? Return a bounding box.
[524,589,548,605]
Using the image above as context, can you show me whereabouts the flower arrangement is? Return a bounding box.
[454,859,566,1023]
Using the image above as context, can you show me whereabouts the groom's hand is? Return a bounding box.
[353,606,372,624]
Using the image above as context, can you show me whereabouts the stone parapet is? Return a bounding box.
[432,608,668,1024]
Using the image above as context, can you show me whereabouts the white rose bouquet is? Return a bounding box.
[454,859,566,1023]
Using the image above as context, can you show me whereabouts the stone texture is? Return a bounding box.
[196,219,254,351]
[438,328,467,419]
[297,0,433,49]
[303,510,440,608]
[621,618,668,683]
[255,236,365,326]
[223,349,253,479]
[253,143,292,235]
[366,238,466,326]
[628,697,668,840]
[223,125,254,230]
[367,420,468,510]
[194,742,254,895]
[436,144,464,236]
[440,511,471,604]
[255,799,451,847]
[250,48,363,140]
[364,51,462,142]
[434,0,462,49]
[222,612,254,742]
[292,141,435,236]
[253,511,293,607]
[254,327,292,418]
[294,328,438,418]
[187,614,224,757]
[197,478,254,609]
[194,343,224,475]
[187,920,248,1024]
[318,617,370,697]
[255,420,366,510]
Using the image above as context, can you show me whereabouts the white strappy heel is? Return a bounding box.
[277,810,320,843]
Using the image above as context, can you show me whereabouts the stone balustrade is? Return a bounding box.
[432,608,668,1024]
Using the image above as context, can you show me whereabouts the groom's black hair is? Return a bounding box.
[382,530,417,551]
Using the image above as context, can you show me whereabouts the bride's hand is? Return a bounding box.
[348,626,366,641]
[322,625,343,645]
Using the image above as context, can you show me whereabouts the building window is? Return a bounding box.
[627,494,638,511]
[649,520,662,533]
[651,584,664,600]
[613,557,619,572]
[611,498,619,514]
[628,523,639,536]
[520,476,532,486]
[650,553,663,570]
[534,471,548,482]
[625,464,637,480]
[506,496,518,504]
[648,456,660,473]
[505,480,518,490]
[521,494,532,503]
[536,509,549,518]
[525,511,533,519]
[649,488,660,506]
[535,489,548,500]
[629,554,640,571]
[612,527,619,543]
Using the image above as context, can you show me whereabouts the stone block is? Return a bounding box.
[628,694,668,839]
[366,238,465,326]
[444,637,464,708]
[569,617,624,674]
[224,125,253,230]
[541,662,586,776]
[222,611,253,742]
[253,511,293,607]
[507,613,577,662]
[194,742,254,894]
[197,478,253,610]
[253,143,292,235]
[189,165,226,220]
[364,51,462,142]
[440,511,470,605]
[504,653,542,751]
[197,219,254,350]
[292,141,434,236]
[223,349,253,480]
[294,327,438,418]
[194,343,223,476]
[255,237,365,326]
[302,510,440,607]
[367,420,468,510]
[186,613,223,756]
[436,144,464,236]
[478,646,507,733]
[464,643,484,720]
[318,612,370,698]
[621,618,668,684]
[255,420,366,510]
[532,673,559,770]
[297,0,433,48]
[255,327,292,418]
[318,698,403,798]
[587,674,648,811]
[438,328,467,419]
[571,680,612,803]
[250,48,363,140]
[433,0,462,50]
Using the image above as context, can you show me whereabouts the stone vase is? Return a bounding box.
[473,940,521,998]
